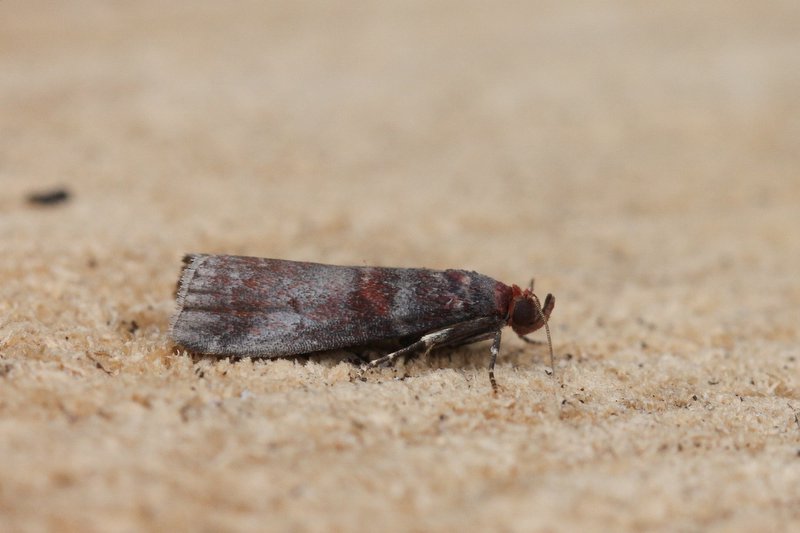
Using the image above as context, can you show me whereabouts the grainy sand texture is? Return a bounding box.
[2,1,799,531]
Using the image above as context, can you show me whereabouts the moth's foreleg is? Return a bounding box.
[366,327,454,368]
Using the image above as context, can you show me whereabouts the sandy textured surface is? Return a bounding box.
[2,1,799,531]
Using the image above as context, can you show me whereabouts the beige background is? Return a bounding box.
[2,1,799,531]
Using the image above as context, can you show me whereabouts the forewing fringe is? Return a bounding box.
[168,253,208,336]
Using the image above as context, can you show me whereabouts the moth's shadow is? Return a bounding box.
[184,340,537,372]
[185,347,366,369]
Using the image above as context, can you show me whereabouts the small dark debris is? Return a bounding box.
[708,379,720,385]
[564,353,574,360]
[27,188,70,206]
[692,395,698,401]
[87,354,112,375]
[127,320,139,334]
[87,258,98,268]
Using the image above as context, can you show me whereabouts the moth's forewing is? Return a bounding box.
[170,255,511,357]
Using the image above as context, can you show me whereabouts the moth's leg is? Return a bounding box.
[528,278,536,292]
[430,329,506,392]
[488,330,503,393]
[367,317,501,368]
[366,328,453,368]
[447,328,505,392]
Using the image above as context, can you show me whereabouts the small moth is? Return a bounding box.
[170,254,555,391]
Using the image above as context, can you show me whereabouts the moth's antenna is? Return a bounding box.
[531,293,560,408]
[530,292,561,417]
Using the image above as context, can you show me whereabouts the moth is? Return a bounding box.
[170,254,555,391]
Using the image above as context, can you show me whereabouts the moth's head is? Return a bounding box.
[507,285,555,336]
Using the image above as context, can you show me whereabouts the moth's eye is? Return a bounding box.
[512,300,535,326]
